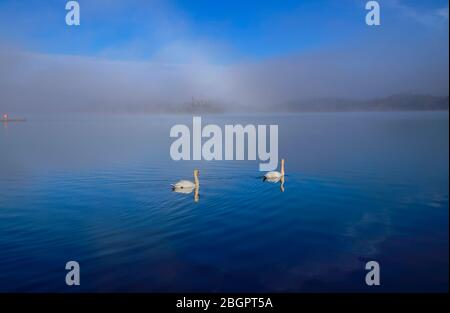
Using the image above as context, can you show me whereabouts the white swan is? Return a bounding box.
[263,159,285,182]
[171,169,199,190]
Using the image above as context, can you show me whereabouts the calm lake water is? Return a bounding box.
[0,112,448,292]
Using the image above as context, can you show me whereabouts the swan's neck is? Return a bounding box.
[280,161,285,176]
[194,174,199,185]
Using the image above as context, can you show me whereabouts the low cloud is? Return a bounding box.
[0,43,447,113]
[0,0,448,114]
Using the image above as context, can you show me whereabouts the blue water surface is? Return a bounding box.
[0,112,448,292]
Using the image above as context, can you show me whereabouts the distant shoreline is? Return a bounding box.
[3,95,448,116]
[271,94,449,113]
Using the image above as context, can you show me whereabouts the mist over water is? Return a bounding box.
[0,112,448,291]
[0,43,448,114]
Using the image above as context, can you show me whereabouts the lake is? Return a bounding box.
[0,112,448,292]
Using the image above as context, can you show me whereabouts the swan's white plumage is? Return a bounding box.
[172,180,196,189]
[172,169,199,190]
[264,171,282,181]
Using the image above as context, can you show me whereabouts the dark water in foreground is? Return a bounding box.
[0,112,448,292]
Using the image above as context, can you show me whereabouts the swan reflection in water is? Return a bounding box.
[171,169,200,202]
[263,159,285,192]
[172,185,200,202]
[280,175,285,192]
[264,175,285,192]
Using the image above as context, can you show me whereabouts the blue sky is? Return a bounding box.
[0,1,448,113]
[0,0,448,62]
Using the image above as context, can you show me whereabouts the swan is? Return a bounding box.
[171,169,199,190]
[263,159,285,182]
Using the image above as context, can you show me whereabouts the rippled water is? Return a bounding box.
[0,112,448,292]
